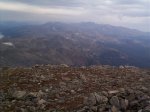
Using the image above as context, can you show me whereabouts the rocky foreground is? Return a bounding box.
[0,65,150,112]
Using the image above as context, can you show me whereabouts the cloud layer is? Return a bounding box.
[0,0,149,31]
[0,1,85,15]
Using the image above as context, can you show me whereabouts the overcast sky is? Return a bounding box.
[0,0,149,31]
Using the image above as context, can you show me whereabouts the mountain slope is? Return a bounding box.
[0,22,150,67]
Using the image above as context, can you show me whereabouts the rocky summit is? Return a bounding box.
[0,65,150,112]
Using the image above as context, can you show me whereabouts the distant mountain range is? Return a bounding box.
[0,22,150,67]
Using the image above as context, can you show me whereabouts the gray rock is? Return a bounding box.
[84,93,96,106]
[111,106,119,112]
[15,107,27,112]
[138,109,143,112]
[38,99,46,105]
[77,106,89,112]
[127,92,136,101]
[60,64,69,67]
[143,105,150,112]
[28,92,38,97]
[37,90,45,99]
[12,91,27,99]
[91,106,97,112]
[0,91,5,101]
[110,96,120,108]
[71,90,76,94]
[98,107,106,112]
[119,88,125,93]
[41,75,45,79]
[130,100,139,107]
[20,108,27,112]
[94,92,108,104]
[120,99,128,110]
[102,91,108,97]
[139,94,150,102]
[80,74,87,82]
[84,92,108,106]
[108,90,119,95]
[140,86,149,93]
[27,106,36,112]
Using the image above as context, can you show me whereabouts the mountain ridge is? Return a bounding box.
[0,22,150,67]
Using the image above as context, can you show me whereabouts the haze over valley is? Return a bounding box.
[0,22,150,67]
[0,0,150,68]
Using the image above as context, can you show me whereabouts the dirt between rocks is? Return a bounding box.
[0,65,150,112]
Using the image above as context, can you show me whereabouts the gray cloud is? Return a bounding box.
[113,0,141,4]
[0,0,149,31]
[113,0,148,5]
[1,0,84,7]
[0,1,85,15]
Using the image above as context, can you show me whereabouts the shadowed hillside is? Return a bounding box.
[0,22,150,67]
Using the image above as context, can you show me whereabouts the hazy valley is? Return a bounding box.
[0,22,150,67]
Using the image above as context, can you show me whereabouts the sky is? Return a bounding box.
[0,0,149,32]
